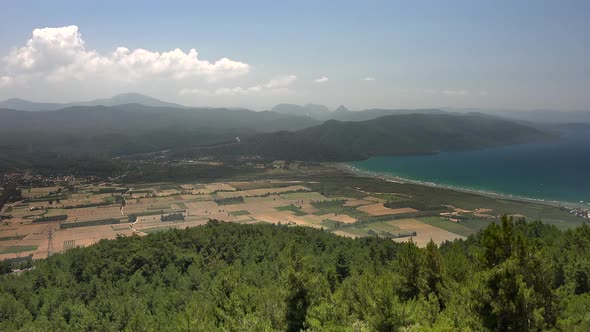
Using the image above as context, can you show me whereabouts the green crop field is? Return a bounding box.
[0,245,38,254]
[374,193,408,202]
[417,216,479,237]
[319,219,340,229]
[0,235,27,242]
[60,218,121,229]
[280,192,327,201]
[363,221,405,235]
[144,227,175,234]
[312,200,368,219]
[276,205,307,216]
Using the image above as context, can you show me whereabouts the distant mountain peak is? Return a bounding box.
[334,105,350,112]
[109,92,166,102]
[87,93,183,108]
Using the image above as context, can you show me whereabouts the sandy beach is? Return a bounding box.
[331,162,584,209]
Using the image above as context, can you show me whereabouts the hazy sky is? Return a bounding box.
[1,0,589,110]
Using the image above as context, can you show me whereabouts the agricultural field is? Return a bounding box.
[356,203,418,216]
[1,170,586,261]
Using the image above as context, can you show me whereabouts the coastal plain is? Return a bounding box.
[1,166,585,261]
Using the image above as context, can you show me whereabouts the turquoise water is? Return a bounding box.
[350,126,590,206]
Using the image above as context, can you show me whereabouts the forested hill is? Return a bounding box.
[0,107,553,169]
[0,104,320,133]
[1,217,589,330]
[214,113,553,161]
[0,105,318,166]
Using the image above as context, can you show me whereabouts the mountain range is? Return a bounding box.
[0,93,183,111]
[270,103,446,121]
[0,104,319,134]
[202,113,554,161]
[0,100,557,169]
[2,93,589,124]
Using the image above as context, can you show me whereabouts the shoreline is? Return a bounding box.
[332,162,585,209]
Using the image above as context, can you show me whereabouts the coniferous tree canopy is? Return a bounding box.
[1,217,589,331]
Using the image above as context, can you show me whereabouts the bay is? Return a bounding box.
[349,125,590,206]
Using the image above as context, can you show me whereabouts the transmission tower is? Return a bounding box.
[47,229,54,258]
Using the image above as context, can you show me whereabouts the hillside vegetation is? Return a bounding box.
[0,105,318,134]
[1,217,589,331]
[212,113,553,161]
[0,106,553,170]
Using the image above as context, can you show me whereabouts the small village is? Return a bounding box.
[570,207,590,219]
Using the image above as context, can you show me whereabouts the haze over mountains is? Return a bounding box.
[0,96,555,171]
[271,103,590,123]
[0,92,584,171]
[0,104,318,133]
[200,113,553,161]
[2,92,589,124]
[270,103,447,122]
[469,109,590,124]
[0,93,183,111]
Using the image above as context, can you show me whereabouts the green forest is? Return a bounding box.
[1,217,590,331]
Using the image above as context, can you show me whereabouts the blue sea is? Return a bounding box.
[349,125,590,206]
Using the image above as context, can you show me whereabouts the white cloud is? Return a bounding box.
[363,77,375,81]
[442,89,469,96]
[180,75,297,96]
[178,88,213,96]
[314,76,329,83]
[263,75,296,89]
[0,75,13,87]
[2,25,250,83]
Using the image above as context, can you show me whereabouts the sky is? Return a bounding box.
[0,0,589,111]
